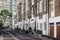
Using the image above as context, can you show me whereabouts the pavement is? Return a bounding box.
[0,30,53,40]
[0,34,3,40]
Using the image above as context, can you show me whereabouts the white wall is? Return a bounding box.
[49,16,60,23]
[36,14,48,35]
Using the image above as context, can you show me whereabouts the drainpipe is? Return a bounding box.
[46,0,49,37]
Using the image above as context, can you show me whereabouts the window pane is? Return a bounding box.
[44,0,46,11]
[44,22,46,30]
[39,13,42,19]
[40,23,42,29]
[40,1,43,13]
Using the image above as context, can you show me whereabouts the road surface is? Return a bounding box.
[0,30,53,40]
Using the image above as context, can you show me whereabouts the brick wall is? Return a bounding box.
[55,0,60,16]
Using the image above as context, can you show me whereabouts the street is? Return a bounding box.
[0,30,53,40]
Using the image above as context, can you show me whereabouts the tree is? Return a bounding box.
[0,9,12,21]
[0,20,3,29]
[0,9,12,26]
[0,20,3,34]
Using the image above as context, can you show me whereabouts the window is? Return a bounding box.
[40,23,42,29]
[10,2,12,5]
[39,1,43,19]
[44,0,46,11]
[44,22,46,30]
[31,19,34,21]
[50,3,55,17]
[32,0,34,5]
[40,3,42,13]
[39,13,42,19]
[10,0,12,1]
[40,1,43,13]
[33,8,37,15]
[51,4,53,11]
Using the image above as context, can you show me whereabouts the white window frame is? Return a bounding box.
[44,0,46,11]
[40,1,43,13]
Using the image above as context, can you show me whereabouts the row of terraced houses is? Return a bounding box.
[13,0,60,40]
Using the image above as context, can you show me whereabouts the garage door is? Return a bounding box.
[57,22,60,40]
[50,23,54,39]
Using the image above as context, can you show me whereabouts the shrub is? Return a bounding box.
[25,30,29,34]
[28,27,32,32]
[22,28,25,32]
[36,30,42,34]
[0,20,3,29]
[25,27,32,34]
[18,28,21,30]
[0,20,3,34]
[15,27,19,31]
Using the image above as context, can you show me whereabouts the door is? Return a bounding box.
[50,23,54,38]
[57,23,60,40]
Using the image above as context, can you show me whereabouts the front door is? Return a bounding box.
[57,23,60,40]
[50,23,54,39]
